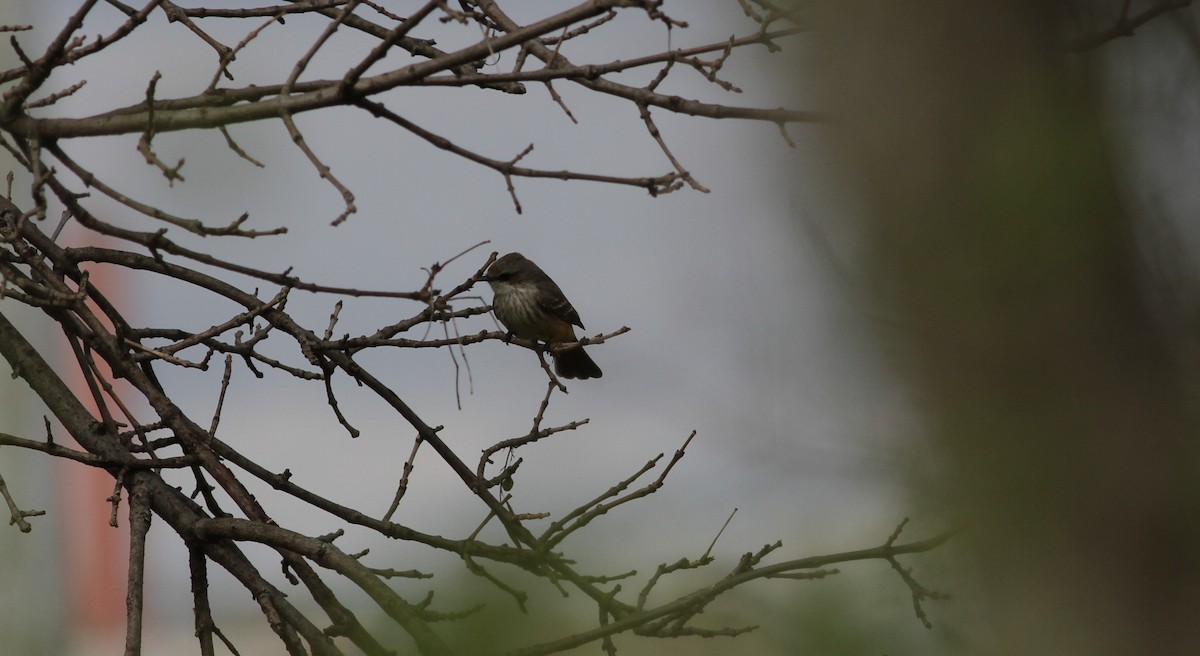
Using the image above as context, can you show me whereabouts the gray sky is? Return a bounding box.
[2,2,924,652]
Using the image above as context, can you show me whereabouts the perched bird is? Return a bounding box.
[484,252,603,379]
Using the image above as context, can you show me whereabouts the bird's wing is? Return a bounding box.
[537,281,585,329]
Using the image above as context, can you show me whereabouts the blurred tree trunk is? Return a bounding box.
[808,2,1200,654]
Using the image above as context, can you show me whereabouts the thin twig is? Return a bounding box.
[209,355,234,435]
[0,466,46,532]
[700,507,737,561]
[382,435,423,522]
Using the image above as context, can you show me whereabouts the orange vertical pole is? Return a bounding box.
[60,251,131,646]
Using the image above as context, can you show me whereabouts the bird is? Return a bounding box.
[484,252,603,379]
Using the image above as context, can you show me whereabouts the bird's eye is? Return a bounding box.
[495,272,512,281]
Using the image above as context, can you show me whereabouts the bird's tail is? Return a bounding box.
[554,346,602,379]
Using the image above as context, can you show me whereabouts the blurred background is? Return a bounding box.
[3,1,1199,654]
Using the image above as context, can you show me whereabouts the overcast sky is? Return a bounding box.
[1,3,930,653]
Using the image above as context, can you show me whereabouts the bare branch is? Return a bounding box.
[638,101,710,193]
[382,435,423,522]
[187,548,220,656]
[159,1,236,70]
[355,98,684,198]
[137,71,186,184]
[0,0,100,118]
[1066,0,1194,51]
[125,479,152,656]
[0,3,950,651]
[24,79,87,109]
[0,466,46,532]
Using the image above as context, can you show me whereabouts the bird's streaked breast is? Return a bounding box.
[492,284,574,341]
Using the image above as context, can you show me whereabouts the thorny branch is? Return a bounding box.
[0,4,948,655]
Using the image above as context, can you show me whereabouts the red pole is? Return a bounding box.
[60,249,132,644]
